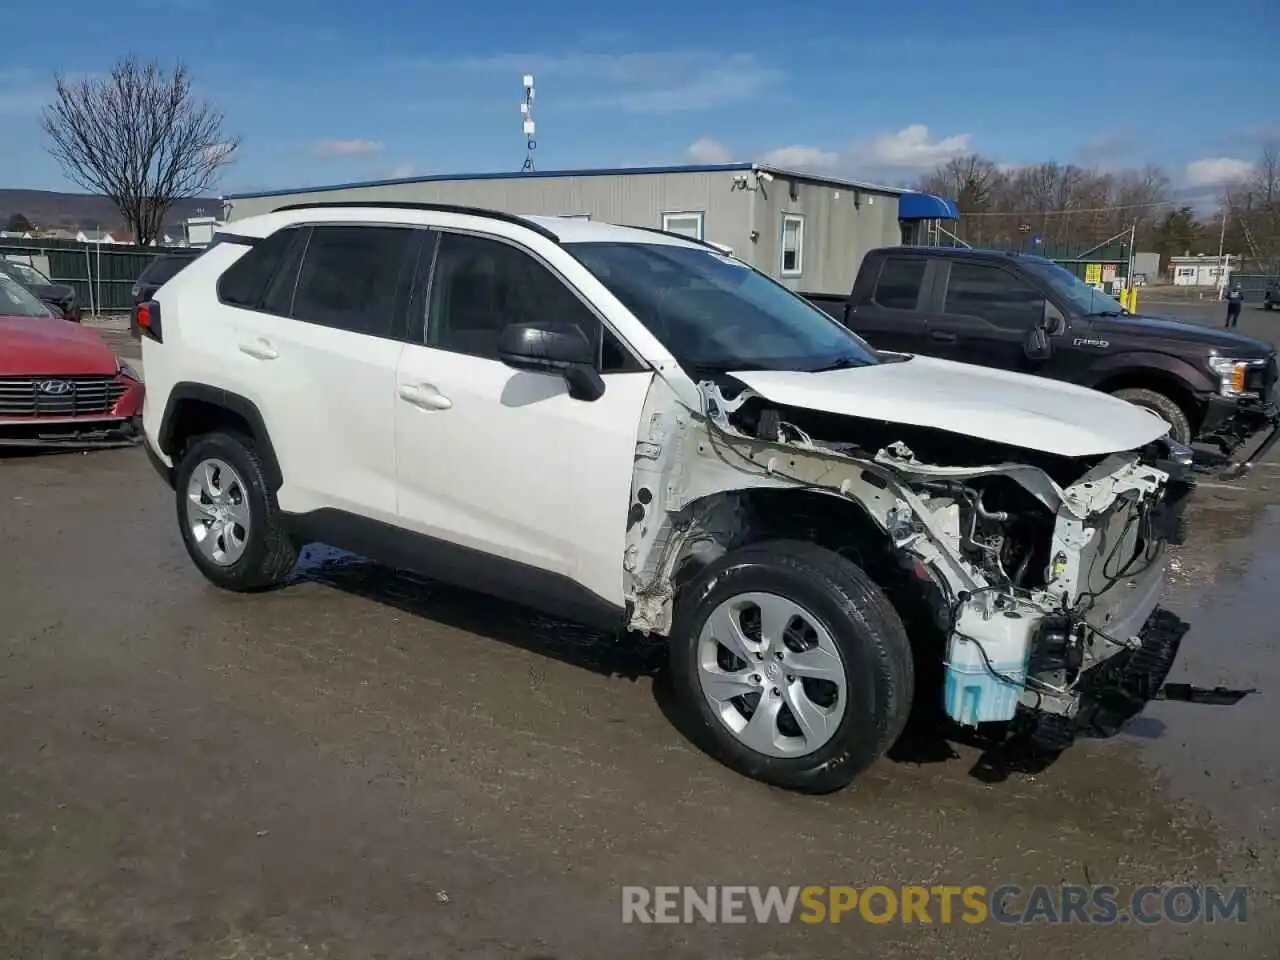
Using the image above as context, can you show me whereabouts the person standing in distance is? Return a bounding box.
[1224,283,1244,329]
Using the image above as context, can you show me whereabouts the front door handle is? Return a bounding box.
[238,337,278,360]
[930,330,958,343]
[398,382,453,411]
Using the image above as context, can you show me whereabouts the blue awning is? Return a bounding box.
[898,192,960,220]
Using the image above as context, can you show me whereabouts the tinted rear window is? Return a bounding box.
[874,257,927,310]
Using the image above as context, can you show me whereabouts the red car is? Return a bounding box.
[0,273,143,448]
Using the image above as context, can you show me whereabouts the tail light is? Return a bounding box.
[135,300,162,343]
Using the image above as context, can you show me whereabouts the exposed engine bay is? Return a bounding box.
[623,376,1196,749]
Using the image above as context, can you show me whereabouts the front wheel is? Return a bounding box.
[1110,387,1193,445]
[669,540,914,793]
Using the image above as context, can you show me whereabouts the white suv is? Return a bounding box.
[140,202,1195,792]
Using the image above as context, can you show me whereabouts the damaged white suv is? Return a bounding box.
[140,203,1195,793]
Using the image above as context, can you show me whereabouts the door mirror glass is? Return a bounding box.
[1024,325,1052,361]
[498,321,604,401]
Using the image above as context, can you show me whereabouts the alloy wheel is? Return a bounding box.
[185,457,251,566]
[696,591,847,758]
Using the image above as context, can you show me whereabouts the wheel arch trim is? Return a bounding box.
[157,382,283,490]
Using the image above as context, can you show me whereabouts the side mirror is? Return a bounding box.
[1041,301,1066,336]
[1024,326,1052,361]
[498,321,605,402]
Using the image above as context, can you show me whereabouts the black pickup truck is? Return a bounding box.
[805,247,1279,476]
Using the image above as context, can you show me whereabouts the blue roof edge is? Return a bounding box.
[224,162,910,201]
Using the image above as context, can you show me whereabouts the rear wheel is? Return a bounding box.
[669,540,913,793]
[174,431,298,591]
[1111,387,1192,445]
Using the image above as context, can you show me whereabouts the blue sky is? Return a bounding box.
[1,0,1276,199]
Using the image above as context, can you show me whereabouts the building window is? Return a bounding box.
[780,214,804,276]
[661,212,704,240]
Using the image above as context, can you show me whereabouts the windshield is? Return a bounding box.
[2,259,51,286]
[567,242,880,373]
[1023,259,1126,316]
[0,273,54,317]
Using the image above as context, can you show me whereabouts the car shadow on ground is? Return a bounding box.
[296,544,1064,785]
[293,544,666,682]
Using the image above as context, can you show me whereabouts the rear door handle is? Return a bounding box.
[398,382,453,411]
[238,337,278,360]
[930,330,958,343]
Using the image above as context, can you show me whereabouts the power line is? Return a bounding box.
[963,198,1190,217]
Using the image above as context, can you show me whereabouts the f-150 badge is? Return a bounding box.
[1073,338,1110,348]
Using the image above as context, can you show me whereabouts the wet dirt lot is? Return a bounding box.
[2,317,1278,959]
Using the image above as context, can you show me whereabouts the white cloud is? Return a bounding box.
[760,145,840,169]
[1185,156,1253,186]
[424,51,781,114]
[387,162,416,178]
[313,138,385,157]
[686,138,732,163]
[850,124,972,170]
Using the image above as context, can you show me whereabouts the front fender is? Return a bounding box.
[1084,351,1215,396]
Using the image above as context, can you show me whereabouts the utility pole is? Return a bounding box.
[1216,196,1228,298]
[1127,220,1136,296]
[520,75,536,172]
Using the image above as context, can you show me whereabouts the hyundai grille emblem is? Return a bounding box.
[37,380,72,396]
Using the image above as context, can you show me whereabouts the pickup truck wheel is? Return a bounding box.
[669,539,913,794]
[1110,388,1192,445]
[174,431,299,592]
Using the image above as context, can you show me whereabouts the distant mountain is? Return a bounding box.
[0,189,221,236]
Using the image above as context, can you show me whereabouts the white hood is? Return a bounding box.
[730,354,1170,458]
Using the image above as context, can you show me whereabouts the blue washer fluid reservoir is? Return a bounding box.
[944,608,1033,726]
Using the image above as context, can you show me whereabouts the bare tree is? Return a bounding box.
[42,55,239,247]
[1223,141,1280,269]
[916,153,1174,254]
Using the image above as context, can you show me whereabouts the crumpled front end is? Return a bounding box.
[622,377,1194,747]
[888,441,1194,740]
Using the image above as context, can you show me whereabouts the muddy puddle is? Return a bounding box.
[1123,495,1279,882]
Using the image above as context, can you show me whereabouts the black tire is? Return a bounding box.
[669,539,914,794]
[1110,387,1192,445]
[173,430,298,592]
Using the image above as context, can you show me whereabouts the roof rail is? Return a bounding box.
[625,224,733,253]
[269,200,562,243]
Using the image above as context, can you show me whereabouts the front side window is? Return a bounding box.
[1022,258,1125,317]
[780,214,804,276]
[427,231,610,364]
[568,241,880,374]
[874,257,926,311]
[292,225,416,337]
[943,262,1046,332]
[0,273,52,317]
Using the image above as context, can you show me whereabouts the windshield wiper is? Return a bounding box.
[805,355,866,373]
[1086,310,1125,317]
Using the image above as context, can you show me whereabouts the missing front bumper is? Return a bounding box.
[0,416,142,449]
[1195,399,1280,479]
[1023,607,1190,750]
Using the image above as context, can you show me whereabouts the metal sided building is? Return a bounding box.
[223,163,931,297]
